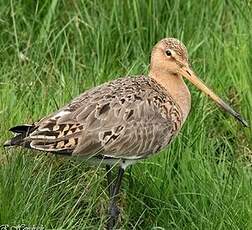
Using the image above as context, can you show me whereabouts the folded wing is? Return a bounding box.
[5,76,182,159]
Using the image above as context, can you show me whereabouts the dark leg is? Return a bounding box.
[107,167,124,230]
[106,164,112,197]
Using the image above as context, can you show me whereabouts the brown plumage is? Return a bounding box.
[4,38,247,229]
[5,76,182,160]
[5,38,246,163]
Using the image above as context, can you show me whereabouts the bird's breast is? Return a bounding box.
[162,98,184,133]
[150,73,191,125]
[173,83,191,124]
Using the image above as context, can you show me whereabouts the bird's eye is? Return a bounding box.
[165,50,172,56]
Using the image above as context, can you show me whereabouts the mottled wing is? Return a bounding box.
[73,97,174,159]
[19,76,182,159]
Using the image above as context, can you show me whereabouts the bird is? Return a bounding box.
[4,38,248,229]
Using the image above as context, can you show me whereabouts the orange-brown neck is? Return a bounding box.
[149,68,191,123]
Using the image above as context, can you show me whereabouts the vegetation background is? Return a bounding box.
[0,0,251,229]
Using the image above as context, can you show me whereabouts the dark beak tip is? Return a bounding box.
[242,120,249,128]
[237,115,249,128]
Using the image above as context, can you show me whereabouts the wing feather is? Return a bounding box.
[7,76,182,159]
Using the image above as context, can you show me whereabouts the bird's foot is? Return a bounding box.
[107,203,120,230]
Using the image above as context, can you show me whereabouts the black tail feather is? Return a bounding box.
[4,133,26,147]
[9,124,34,134]
[4,124,35,147]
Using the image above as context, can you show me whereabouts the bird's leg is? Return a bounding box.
[107,166,124,230]
[106,164,112,197]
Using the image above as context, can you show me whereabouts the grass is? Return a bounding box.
[0,0,251,229]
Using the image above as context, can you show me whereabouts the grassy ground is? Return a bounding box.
[0,0,251,229]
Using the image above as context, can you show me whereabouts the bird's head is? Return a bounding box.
[150,38,248,127]
[151,37,189,75]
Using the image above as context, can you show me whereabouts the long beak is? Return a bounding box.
[179,66,248,127]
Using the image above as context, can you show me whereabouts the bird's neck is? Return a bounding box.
[149,69,191,122]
